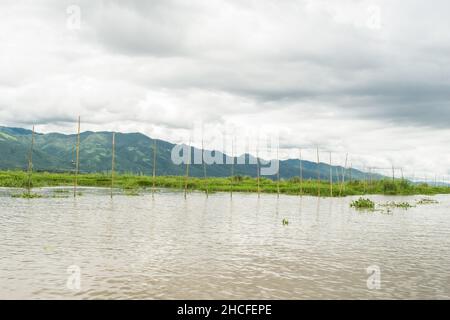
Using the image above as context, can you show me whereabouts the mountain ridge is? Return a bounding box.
[0,126,374,180]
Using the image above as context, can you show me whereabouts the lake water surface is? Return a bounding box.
[0,188,449,299]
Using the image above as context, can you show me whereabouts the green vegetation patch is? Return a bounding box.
[12,192,43,199]
[350,197,375,210]
[380,201,415,209]
[416,198,439,205]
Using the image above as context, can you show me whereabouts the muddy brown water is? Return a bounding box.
[0,187,449,299]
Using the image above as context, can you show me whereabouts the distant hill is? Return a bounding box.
[0,126,374,180]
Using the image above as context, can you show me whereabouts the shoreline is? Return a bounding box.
[1,170,449,198]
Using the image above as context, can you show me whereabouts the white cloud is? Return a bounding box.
[0,0,448,176]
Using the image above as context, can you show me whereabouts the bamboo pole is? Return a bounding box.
[74,116,81,198]
[299,149,303,196]
[202,138,208,197]
[329,151,333,197]
[363,166,367,194]
[184,141,191,199]
[26,125,35,195]
[277,145,280,198]
[316,147,320,197]
[152,139,157,198]
[111,133,115,198]
[343,153,348,194]
[339,153,348,196]
[230,137,235,198]
[349,163,353,182]
[257,148,260,198]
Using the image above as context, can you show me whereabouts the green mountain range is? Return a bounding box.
[0,126,371,180]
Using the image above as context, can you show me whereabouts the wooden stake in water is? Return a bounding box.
[339,153,348,196]
[152,139,157,198]
[26,126,35,195]
[111,133,116,198]
[316,147,320,197]
[299,149,303,196]
[349,163,353,182]
[74,116,81,198]
[257,148,261,198]
[277,145,280,198]
[363,166,367,194]
[184,141,191,199]
[202,138,208,197]
[231,138,235,198]
[329,151,333,197]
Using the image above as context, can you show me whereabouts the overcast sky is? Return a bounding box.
[0,0,449,179]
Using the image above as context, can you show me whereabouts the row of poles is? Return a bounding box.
[25,117,449,198]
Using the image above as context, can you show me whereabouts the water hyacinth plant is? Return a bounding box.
[350,197,375,210]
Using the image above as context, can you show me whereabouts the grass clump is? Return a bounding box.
[124,189,140,196]
[12,192,43,199]
[350,197,375,210]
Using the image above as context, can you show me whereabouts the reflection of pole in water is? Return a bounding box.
[256,195,261,216]
[298,194,303,225]
[275,196,279,216]
[315,196,321,224]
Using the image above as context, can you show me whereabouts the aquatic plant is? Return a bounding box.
[12,192,43,199]
[282,218,289,226]
[416,198,439,205]
[380,201,415,209]
[350,198,375,209]
[124,189,140,196]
